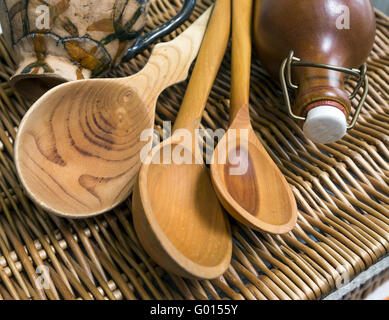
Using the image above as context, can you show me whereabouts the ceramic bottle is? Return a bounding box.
[253,0,376,143]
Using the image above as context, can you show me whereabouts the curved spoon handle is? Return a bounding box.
[131,6,213,97]
[172,0,231,132]
[230,0,253,124]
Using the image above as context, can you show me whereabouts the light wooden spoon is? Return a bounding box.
[14,7,213,218]
[132,0,232,279]
[210,0,297,234]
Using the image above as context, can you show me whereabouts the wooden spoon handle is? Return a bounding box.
[172,0,231,132]
[132,6,213,95]
[230,0,253,124]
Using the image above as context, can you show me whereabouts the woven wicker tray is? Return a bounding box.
[0,0,388,300]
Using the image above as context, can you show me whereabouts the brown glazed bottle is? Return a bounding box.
[253,0,376,143]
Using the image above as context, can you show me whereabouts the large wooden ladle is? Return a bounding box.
[132,0,232,279]
[210,0,297,234]
[14,7,213,218]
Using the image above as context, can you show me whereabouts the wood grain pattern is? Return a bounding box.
[210,0,297,234]
[224,146,259,214]
[132,0,232,279]
[14,7,213,217]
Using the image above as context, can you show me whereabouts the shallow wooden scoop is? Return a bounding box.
[14,7,213,218]
[210,0,297,234]
[132,0,232,279]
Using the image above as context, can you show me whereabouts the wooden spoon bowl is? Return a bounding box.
[133,136,231,278]
[211,106,297,234]
[15,78,153,217]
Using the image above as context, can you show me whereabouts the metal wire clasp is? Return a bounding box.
[279,51,369,130]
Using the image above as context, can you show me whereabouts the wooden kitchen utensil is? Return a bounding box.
[210,0,297,234]
[14,6,213,218]
[253,0,376,143]
[132,0,232,279]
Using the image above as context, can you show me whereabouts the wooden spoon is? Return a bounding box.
[132,0,232,279]
[210,0,297,234]
[14,7,213,218]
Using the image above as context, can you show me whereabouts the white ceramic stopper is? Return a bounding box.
[303,105,347,144]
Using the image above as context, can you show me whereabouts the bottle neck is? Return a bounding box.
[292,67,351,119]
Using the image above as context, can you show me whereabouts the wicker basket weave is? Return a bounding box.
[0,0,388,300]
